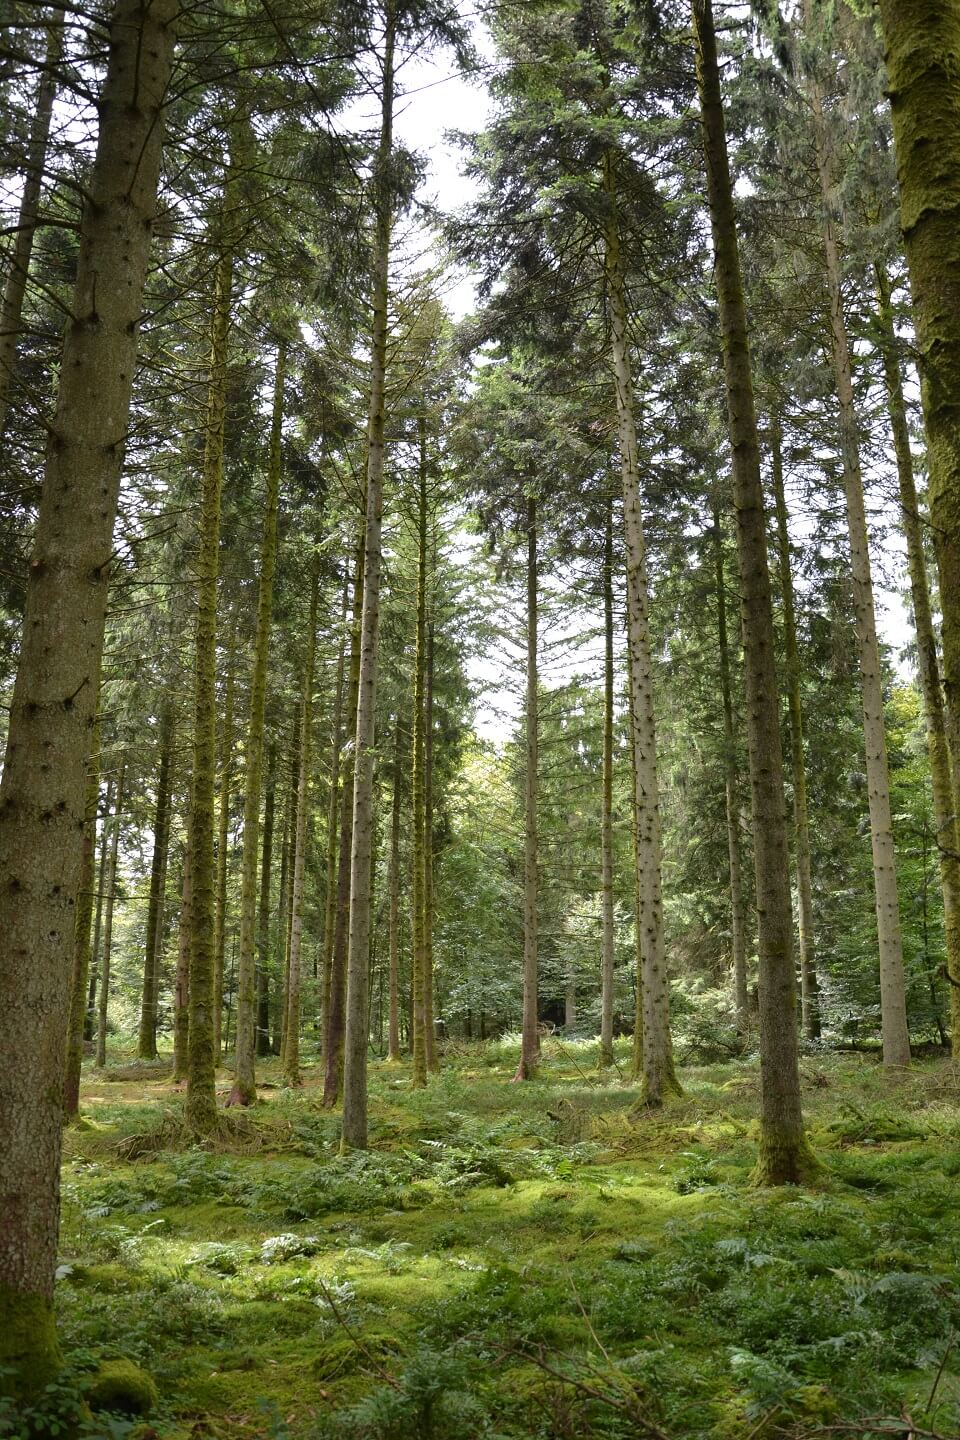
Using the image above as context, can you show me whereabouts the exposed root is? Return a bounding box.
[114,1109,264,1160]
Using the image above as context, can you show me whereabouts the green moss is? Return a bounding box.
[85,1358,158,1416]
[0,1287,60,1399]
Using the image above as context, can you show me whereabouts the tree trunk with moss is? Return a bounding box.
[230,341,286,1102]
[878,0,960,790]
[387,717,404,1062]
[278,705,300,1068]
[139,704,174,1059]
[256,743,276,1058]
[321,582,349,1048]
[213,624,237,1060]
[64,714,102,1119]
[283,566,319,1088]
[0,7,64,435]
[186,171,237,1136]
[599,499,617,1068]
[424,613,439,1072]
[874,262,960,1047]
[324,544,364,1104]
[411,415,430,1087]
[97,753,125,1070]
[769,425,820,1039]
[604,153,678,1105]
[341,3,396,1150]
[173,844,192,1084]
[806,72,911,1067]
[692,0,815,1184]
[514,493,541,1082]
[0,0,178,1395]
[625,640,644,1079]
[713,508,749,1034]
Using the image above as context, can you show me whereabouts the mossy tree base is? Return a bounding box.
[751,1130,820,1187]
[0,1290,60,1400]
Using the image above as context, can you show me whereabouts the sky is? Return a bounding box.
[350,14,913,747]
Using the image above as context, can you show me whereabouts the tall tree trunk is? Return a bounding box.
[806,70,911,1067]
[514,493,541,1081]
[173,844,192,1084]
[0,0,177,1378]
[769,424,820,1039]
[424,612,439,1072]
[256,743,277,1058]
[64,713,102,1119]
[230,339,286,1103]
[186,164,238,1137]
[387,716,404,1062]
[599,499,616,1069]
[713,508,749,1034]
[273,801,290,1055]
[321,581,349,1047]
[692,0,815,1183]
[139,704,174,1059]
[877,0,960,790]
[278,705,300,1068]
[411,415,430,1088]
[626,640,644,1079]
[0,6,64,436]
[85,772,113,1042]
[213,624,237,1060]
[96,753,125,1070]
[341,3,396,1151]
[283,565,319,1088]
[874,263,960,1048]
[603,153,678,1105]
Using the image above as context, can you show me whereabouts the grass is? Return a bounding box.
[26,1041,960,1437]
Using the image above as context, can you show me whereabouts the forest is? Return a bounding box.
[2,0,960,1435]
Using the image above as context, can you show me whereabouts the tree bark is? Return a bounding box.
[514,493,541,1081]
[230,339,286,1103]
[321,580,349,1049]
[256,743,276,1058]
[96,753,125,1070]
[85,775,112,1044]
[139,704,174,1059]
[279,704,300,1068]
[0,0,178,1393]
[603,152,678,1105]
[283,564,319,1088]
[874,262,960,1050]
[713,508,749,1034]
[173,844,192,1084]
[64,712,102,1119]
[213,623,237,1060]
[341,2,396,1150]
[692,0,815,1183]
[769,425,820,1039]
[424,612,439,1072]
[186,162,238,1136]
[599,499,616,1068]
[0,6,64,435]
[806,70,911,1067]
[324,567,362,1101]
[412,415,430,1087]
[877,0,960,791]
[387,715,404,1062]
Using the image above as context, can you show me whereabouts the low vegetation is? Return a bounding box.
[7,1043,960,1439]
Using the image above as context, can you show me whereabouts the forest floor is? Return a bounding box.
[46,1041,960,1439]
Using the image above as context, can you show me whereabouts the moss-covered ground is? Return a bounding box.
[32,1043,960,1437]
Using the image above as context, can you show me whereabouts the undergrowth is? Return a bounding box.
[26,1044,960,1437]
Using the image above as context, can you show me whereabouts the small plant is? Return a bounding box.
[260,1232,323,1263]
